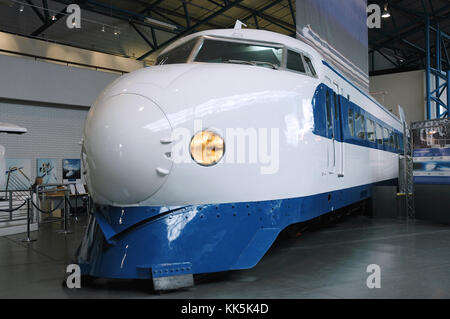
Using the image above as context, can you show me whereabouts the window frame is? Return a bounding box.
[157,35,319,78]
[355,111,366,140]
[189,35,286,67]
[348,108,355,137]
[286,49,307,74]
[367,119,376,142]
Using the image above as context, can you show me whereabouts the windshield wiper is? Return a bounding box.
[224,59,256,66]
[224,59,279,70]
[250,61,279,70]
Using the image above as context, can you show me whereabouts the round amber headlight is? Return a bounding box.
[190,130,225,166]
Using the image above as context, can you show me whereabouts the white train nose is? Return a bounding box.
[84,94,173,205]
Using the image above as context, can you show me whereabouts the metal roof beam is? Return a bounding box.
[25,0,46,23]
[42,0,49,21]
[182,1,191,29]
[138,0,244,60]
[30,6,67,37]
[130,22,154,49]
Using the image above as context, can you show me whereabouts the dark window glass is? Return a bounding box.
[303,56,317,76]
[348,108,354,136]
[376,124,383,144]
[334,93,339,121]
[383,127,389,145]
[367,119,376,142]
[156,39,198,65]
[326,91,333,136]
[396,133,402,149]
[394,133,398,149]
[389,130,395,148]
[194,39,283,68]
[287,50,306,73]
[355,112,366,139]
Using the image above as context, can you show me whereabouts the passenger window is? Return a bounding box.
[383,127,389,145]
[287,50,306,73]
[389,130,394,148]
[355,112,366,140]
[326,91,333,134]
[376,124,383,144]
[348,109,354,136]
[303,56,317,76]
[394,133,398,149]
[334,93,338,121]
[367,119,376,142]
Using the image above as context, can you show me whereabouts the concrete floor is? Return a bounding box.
[1,213,450,298]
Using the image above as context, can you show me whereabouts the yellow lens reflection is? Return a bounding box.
[190,131,224,166]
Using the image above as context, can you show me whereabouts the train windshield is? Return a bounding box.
[156,39,198,65]
[193,38,283,69]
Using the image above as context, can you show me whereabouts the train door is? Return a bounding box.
[325,84,344,177]
[333,83,344,177]
[325,88,335,173]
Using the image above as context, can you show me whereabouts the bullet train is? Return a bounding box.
[75,28,404,290]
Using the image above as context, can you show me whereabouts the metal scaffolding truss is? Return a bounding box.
[426,18,450,119]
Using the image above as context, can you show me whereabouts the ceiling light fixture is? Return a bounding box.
[144,17,177,31]
[382,3,391,18]
[19,4,24,12]
[51,15,56,21]
[101,25,105,32]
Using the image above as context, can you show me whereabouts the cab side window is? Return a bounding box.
[303,56,317,77]
[287,50,306,73]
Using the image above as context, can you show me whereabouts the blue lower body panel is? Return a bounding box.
[75,183,376,280]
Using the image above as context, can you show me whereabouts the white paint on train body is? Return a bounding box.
[82,29,402,208]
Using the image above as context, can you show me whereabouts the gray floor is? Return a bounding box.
[1,213,450,298]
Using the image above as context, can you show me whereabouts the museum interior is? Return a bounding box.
[0,0,450,299]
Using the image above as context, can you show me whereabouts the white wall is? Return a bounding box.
[370,70,426,123]
[0,50,128,183]
[0,53,121,107]
[0,31,144,73]
[0,101,88,183]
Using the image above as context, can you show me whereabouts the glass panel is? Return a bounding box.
[355,112,366,139]
[383,127,389,145]
[334,93,339,121]
[348,109,354,136]
[156,39,198,65]
[326,91,333,135]
[287,50,306,73]
[389,129,394,147]
[376,124,383,144]
[194,39,283,68]
[367,119,376,142]
[303,56,317,76]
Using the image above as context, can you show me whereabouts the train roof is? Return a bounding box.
[160,28,322,61]
[159,28,402,125]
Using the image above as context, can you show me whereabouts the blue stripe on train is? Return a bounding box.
[76,179,397,279]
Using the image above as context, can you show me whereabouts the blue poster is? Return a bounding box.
[62,159,81,182]
[36,158,58,185]
[413,148,450,184]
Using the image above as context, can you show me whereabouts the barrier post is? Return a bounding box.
[22,198,36,243]
[57,189,72,235]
